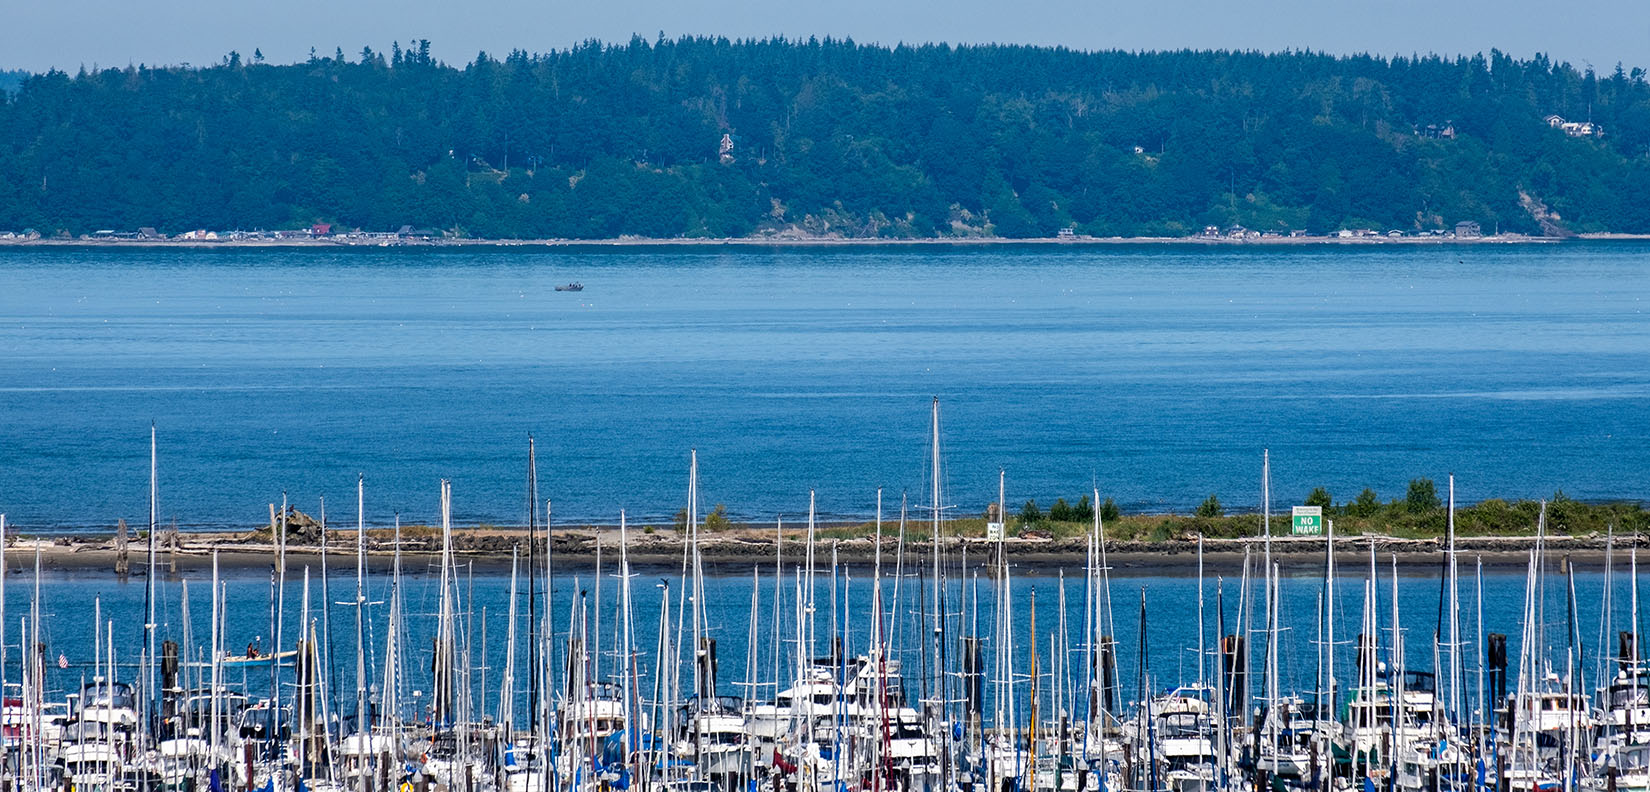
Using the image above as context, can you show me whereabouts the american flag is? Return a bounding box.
[57,654,66,669]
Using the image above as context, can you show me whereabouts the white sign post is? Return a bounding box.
[1291,506,1323,536]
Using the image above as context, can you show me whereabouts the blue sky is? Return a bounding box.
[4,0,1646,73]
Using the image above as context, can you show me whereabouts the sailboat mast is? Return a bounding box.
[1083,499,1095,740]
[806,490,817,669]
[929,398,944,731]
[1028,588,1039,792]
[689,450,703,699]
[298,569,312,769]
[994,466,1008,772]
[146,422,159,729]
[1197,533,1206,694]
[893,498,905,656]
[542,495,554,779]
[1262,448,1271,587]
[1259,448,1269,720]
[273,490,288,759]
[1097,485,1118,720]
[1475,556,1485,735]
[773,515,782,694]
[355,474,368,735]
[1602,531,1615,698]
[382,515,404,744]
[874,487,882,645]
[1268,562,1281,776]
[1448,474,1460,724]
[1325,518,1336,720]
[931,396,940,561]
[502,546,518,736]
[0,511,6,763]
[618,511,639,772]
[210,550,221,767]
[320,496,338,715]
[436,479,455,723]
[1213,580,1229,786]
[527,435,540,731]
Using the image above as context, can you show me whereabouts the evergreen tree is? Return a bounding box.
[1,40,1645,237]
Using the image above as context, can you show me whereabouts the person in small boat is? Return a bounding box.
[246,643,259,659]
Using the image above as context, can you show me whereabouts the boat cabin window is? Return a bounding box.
[1403,671,1436,694]
[62,721,111,742]
[1610,687,1649,707]
[81,682,137,710]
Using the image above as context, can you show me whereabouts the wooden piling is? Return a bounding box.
[115,518,130,576]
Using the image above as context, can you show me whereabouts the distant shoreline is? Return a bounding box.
[2,232,1644,250]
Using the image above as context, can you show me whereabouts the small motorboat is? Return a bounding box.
[555,282,584,292]
[213,649,298,669]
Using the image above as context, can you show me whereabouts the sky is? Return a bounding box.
[3,0,1647,74]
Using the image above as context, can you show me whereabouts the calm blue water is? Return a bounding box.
[1,242,1648,529]
[2,564,1636,720]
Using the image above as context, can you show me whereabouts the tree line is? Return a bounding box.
[1013,479,1650,540]
[2,38,1648,238]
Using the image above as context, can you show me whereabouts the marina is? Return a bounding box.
[0,417,1643,792]
[3,14,1647,792]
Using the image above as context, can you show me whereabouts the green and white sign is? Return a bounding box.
[1292,506,1323,535]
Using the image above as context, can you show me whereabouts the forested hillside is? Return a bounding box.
[2,39,1648,238]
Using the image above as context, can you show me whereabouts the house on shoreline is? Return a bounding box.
[1545,114,1603,138]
